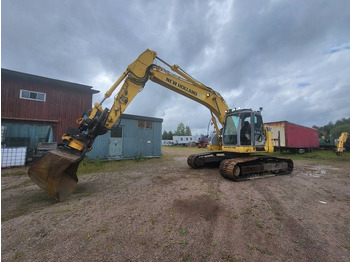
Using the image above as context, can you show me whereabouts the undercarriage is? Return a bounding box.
[187,151,293,181]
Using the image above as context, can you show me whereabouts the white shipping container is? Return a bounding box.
[1,147,27,168]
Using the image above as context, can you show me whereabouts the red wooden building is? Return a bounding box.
[1,68,99,151]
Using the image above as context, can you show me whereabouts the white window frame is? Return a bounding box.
[20,89,46,102]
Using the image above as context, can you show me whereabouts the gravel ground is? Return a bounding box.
[2,147,350,261]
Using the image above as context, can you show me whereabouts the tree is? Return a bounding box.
[174,123,186,136]
[335,118,350,126]
[330,124,350,137]
[164,123,192,139]
[313,117,350,137]
[185,126,192,136]
[331,124,350,148]
[162,130,168,140]
[168,131,174,140]
[162,130,174,140]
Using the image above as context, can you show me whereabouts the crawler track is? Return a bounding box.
[187,152,293,181]
[219,156,293,181]
[187,151,229,168]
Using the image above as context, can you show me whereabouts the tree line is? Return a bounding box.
[312,117,350,137]
[162,118,350,142]
[162,122,192,140]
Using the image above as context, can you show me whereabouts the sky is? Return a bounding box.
[2,0,350,135]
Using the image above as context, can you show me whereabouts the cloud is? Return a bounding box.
[2,0,350,135]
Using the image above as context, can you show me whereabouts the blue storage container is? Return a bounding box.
[87,114,163,160]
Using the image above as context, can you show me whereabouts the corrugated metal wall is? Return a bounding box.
[86,130,111,159]
[285,122,319,148]
[265,121,319,149]
[122,119,162,158]
[87,115,162,160]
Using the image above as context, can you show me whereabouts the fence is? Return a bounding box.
[1,147,27,168]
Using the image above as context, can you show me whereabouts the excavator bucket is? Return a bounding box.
[28,149,84,201]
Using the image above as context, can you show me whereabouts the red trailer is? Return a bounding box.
[264,121,319,153]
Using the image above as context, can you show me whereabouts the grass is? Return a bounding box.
[9,146,340,179]
[77,146,206,175]
[179,229,187,236]
[166,145,350,162]
[135,153,146,162]
[247,244,273,256]
[179,240,188,247]
[255,220,265,229]
[2,146,346,178]
[77,146,349,176]
[264,150,350,161]
[4,179,33,190]
[1,170,28,177]
[150,217,157,225]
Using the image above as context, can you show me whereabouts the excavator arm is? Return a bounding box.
[62,49,230,154]
[28,49,230,200]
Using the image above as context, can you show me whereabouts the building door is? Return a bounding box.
[109,126,123,158]
[137,120,153,156]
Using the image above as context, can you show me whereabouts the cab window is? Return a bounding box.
[254,114,264,144]
[223,115,239,145]
[240,115,251,145]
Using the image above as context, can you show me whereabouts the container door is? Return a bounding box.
[136,120,153,157]
[109,126,123,158]
[137,129,153,156]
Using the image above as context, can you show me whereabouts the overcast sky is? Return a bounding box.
[2,0,350,135]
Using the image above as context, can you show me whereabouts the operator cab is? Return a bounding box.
[222,109,265,147]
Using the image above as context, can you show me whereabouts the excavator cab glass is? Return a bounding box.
[240,114,252,145]
[253,114,265,146]
[223,110,265,147]
[223,114,239,145]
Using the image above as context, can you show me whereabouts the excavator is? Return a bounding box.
[28,49,293,201]
[335,132,349,155]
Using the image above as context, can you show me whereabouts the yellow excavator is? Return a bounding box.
[335,132,349,155]
[28,49,293,201]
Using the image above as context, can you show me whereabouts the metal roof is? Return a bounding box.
[120,113,163,123]
[1,68,99,94]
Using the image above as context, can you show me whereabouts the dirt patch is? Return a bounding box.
[172,194,221,221]
[2,148,350,261]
